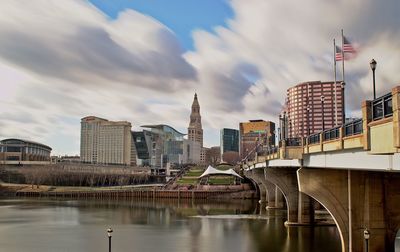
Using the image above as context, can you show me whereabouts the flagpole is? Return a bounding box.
[333,38,338,126]
[341,29,346,124]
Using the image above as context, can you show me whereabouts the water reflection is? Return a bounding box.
[0,198,341,252]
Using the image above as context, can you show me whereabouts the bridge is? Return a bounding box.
[243,86,400,252]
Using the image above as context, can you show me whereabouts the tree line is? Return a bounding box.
[0,165,162,188]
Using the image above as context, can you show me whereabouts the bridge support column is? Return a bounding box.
[248,174,268,203]
[267,184,284,209]
[247,168,314,225]
[259,183,267,203]
[298,168,400,252]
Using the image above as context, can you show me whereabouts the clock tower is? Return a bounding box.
[188,93,203,147]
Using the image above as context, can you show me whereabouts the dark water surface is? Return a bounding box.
[0,198,341,252]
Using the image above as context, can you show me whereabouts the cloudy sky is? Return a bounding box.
[0,0,399,155]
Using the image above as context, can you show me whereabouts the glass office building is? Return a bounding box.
[132,125,200,170]
[220,128,239,155]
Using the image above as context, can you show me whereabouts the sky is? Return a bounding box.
[0,0,399,155]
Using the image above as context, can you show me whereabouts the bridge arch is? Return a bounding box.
[246,176,261,198]
[247,172,286,209]
[298,167,400,252]
[261,167,302,224]
[297,168,347,251]
[246,173,269,202]
[246,167,311,225]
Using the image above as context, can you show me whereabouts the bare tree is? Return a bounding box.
[206,146,221,166]
[222,151,240,165]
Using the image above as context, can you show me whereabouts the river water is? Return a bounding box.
[0,198,342,252]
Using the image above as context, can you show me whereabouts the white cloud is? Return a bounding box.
[186,0,400,125]
[0,0,400,154]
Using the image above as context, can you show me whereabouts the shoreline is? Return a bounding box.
[0,183,257,200]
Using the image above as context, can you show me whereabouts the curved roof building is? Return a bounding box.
[141,124,186,141]
[0,138,52,163]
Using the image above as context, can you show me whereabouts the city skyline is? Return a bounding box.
[0,0,400,155]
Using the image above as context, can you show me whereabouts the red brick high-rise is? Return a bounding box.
[285,81,344,137]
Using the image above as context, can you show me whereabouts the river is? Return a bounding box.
[0,198,342,252]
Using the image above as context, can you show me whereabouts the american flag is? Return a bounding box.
[343,36,356,53]
[335,36,357,61]
[335,46,343,61]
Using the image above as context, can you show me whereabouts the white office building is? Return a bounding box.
[80,116,133,165]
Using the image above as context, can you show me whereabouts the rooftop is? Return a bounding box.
[0,138,52,150]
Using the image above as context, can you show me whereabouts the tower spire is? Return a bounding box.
[188,93,203,147]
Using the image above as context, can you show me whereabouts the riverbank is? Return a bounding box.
[0,183,257,200]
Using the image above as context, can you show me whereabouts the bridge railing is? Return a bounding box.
[285,138,302,146]
[344,118,363,137]
[254,85,400,162]
[323,126,340,141]
[372,92,393,121]
[308,133,320,145]
[257,145,278,156]
[270,146,278,154]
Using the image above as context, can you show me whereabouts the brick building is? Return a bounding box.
[239,120,275,160]
[284,81,344,138]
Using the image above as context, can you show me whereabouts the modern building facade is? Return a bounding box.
[239,120,275,160]
[188,93,203,147]
[220,128,239,160]
[133,125,201,171]
[0,138,52,164]
[80,116,133,165]
[284,81,344,138]
[131,131,150,166]
[183,139,201,164]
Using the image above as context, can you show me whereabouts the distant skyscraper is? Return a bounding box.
[188,93,203,147]
[80,116,133,165]
[285,81,344,137]
[220,128,239,159]
[239,120,275,160]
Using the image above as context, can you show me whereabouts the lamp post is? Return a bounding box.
[370,59,377,100]
[363,228,370,252]
[107,227,113,252]
[282,113,286,140]
[278,115,282,141]
[307,105,311,136]
[321,95,325,131]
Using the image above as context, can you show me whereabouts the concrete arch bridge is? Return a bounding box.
[243,86,400,252]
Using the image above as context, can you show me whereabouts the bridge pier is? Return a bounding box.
[247,168,314,225]
[298,167,400,252]
[246,170,285,209]
[266,182,284,209]
[259,184,267,203]
[258,181,267,203]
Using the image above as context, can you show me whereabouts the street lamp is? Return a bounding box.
[370,59,377,100]
[107,227,113,252]
[283,111,287,139]
[278,114,283,141]
[321,95,325,131]
[363,228,370,252]
[306,105,311,136]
